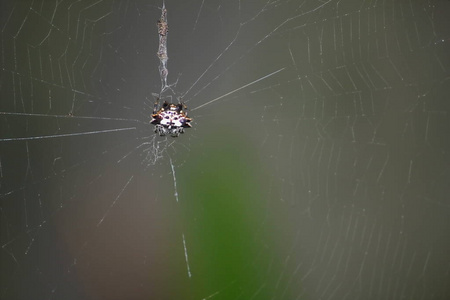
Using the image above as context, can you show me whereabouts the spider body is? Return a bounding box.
[151,100,192,137]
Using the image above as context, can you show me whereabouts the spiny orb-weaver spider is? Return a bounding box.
[151,99,192,137]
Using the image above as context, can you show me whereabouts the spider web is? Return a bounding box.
[1,0,450,299]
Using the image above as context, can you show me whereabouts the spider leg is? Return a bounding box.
[154,124,166,136]
[153,98,160,115]
[151,93,161,115]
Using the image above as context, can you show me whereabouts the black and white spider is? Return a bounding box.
[150,99,192,137]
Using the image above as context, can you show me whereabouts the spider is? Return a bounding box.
[151,99,192,137]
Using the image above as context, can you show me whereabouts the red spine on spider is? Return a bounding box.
[151,100,192,137]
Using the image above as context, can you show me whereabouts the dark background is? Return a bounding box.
[1,0,449,299]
